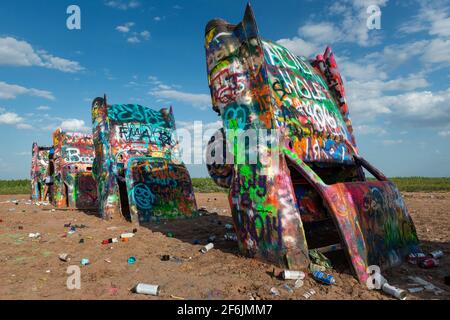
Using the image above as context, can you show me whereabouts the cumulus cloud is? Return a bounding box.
[59,119,91,133]
[0,81,55,100]
[0,112,23,125]
[105,0,140,10]
[0,37,84,73]
[116,22,135,33]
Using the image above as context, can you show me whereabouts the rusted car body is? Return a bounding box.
[204,5,420,283]
[91,96,197,223]
[52,129,98,210]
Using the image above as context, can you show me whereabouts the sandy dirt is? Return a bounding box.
[0,192,448,300]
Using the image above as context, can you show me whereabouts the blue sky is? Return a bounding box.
[0,0,449,179]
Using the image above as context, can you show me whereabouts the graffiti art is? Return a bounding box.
[51,128,98,210]
[91,95,197,222]
[204,4,420,284]
[30,142,52,201]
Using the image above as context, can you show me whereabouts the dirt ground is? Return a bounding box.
[0,192,448,300]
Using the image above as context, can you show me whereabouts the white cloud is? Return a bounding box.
[276,37,321,58]
[105,0,140,10]
[0,81,55,100]
[354,125,387,135]
[0,112,23,124]
[37,105,51,111]
[59,119,91,133]
[439,129,450,137]
[382,139,403,145]
[127,36,141,44]
[16,123,33,130]
[299,22,337,44]
[0,37,84,73]
[116,22,135,33]
[140,31,151,40]
[150,89,211,110]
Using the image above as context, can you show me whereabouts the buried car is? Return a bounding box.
[52,129,98,210]
[91,96,197,223]
[204,4,420,283]
[30,142,52,201]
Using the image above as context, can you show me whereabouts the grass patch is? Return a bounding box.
[0,180,30,195]
[1,177,449,195]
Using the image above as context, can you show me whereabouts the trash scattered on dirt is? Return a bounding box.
[81,258,90,266]
[102,238,118,244]
[132,283,160,296]
[166,232,174,238]
[302,289,316,299]
[408,276,444,295]
[28,233,41,239]
[270,287,280,296]
[309,263,326,272]
[282,270,305,280]
[294,279,304,288]
[170,295,185,300]
[428,250,443,259]
[200,243,214,253]
[282,284,294,294]
[408,287,424,293]
[419,258,439,268]
[127,256,136,265]
[121,233,134,239]
[407,252,427,264]
[8,208,16,212]
[224,233,237,241]
[382,283,407,300]
[104,258,111,263]
[59,253,70,262]
[312,271,336,285]
[79,239,85,244]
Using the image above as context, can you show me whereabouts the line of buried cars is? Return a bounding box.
[29,5,421,286]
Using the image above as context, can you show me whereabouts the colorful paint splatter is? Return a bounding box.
[30,142,51,201]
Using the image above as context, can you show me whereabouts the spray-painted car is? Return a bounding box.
[204,4,420,284]
[91,96,197,223]
[30,142,52,201]
[52,129,98,210]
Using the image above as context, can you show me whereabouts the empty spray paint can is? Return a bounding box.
[200,243,214,253]
[133,283,160,296]
[121,233,134,239]
[312,271,336,285]
[282,270,306,280]
[428,250,443,259]
[58,253,70,262]
[381,283,407,300]
[419,258,439,268]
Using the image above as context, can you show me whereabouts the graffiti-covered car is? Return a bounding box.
[52,129,98,210]
[30,142,52,201]
[91,96,197,223]
[204,5,420,283]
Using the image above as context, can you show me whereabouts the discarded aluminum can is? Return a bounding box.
[407,287,424,293]
[282,284,293,294]
[59,253,70,262]
[270,287,280,296]
[200,243,214,253]
[127,256,136,265]
[302,289,316,299]
[407,252,427,264]
[419,258,439,268]
[81,258,90,266]
[121,233,134,239]
[28,233,41,239]
[282,270,306,280]
[382,283,407,300]
[294,279,304,288]
[133,283,160,296]
[428,250,443,259]
[312,271,336,285]
[224,233,237,241]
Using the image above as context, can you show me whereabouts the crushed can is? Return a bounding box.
[407,252,426,264]
[419,258,439,268]
[428,250,443,259]
[133,283,160,296]
[312,271,335,285]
